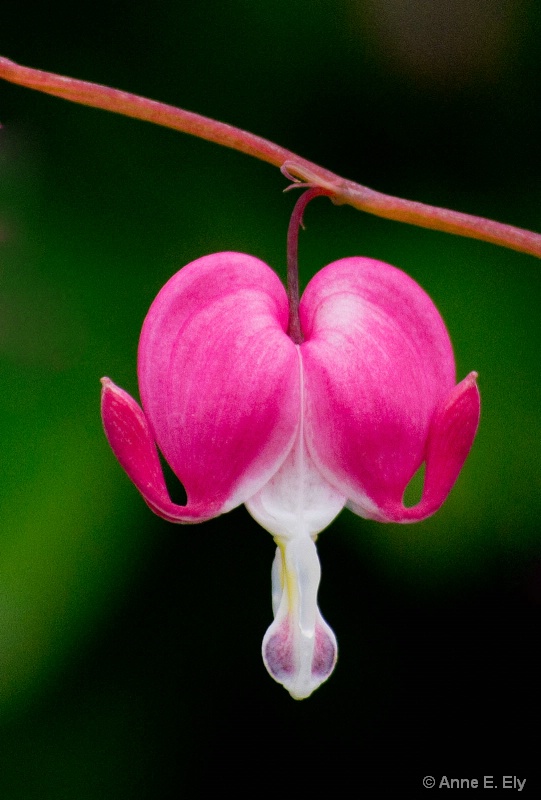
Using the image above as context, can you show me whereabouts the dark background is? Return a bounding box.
[1,1,540,795]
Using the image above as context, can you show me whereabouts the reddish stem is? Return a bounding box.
[286,189,331,343]
[1,55,540,259]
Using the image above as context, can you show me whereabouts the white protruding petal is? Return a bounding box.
[261,538,337,700]
[245,349,346,540]
[245,348,343,698]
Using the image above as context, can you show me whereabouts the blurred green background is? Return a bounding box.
[0,1,540,795]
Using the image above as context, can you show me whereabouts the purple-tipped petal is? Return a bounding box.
[263,611,337,700]
[137,253,300,515]
[299,257,470,522]
[262,539,337,699]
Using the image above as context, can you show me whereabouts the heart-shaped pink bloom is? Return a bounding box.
[101,252,479,698]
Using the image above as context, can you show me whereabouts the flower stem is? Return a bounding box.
[286,188,331,343]
[1,55,540,258]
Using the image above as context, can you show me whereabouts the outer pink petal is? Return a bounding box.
[300,257,473,522]
[347,372,480,521]
[101,378,214,522]
[137,253,299,515]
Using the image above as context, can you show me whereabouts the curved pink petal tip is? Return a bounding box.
[357,372,481,522]
[396,371,480,522]
[101,378,217,522]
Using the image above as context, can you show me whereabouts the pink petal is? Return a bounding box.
[137,253,300,515]
[101,378,213,521]
[380,371,480,522]
[300,257,469,522]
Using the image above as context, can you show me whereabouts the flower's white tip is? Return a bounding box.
[263,610,337,700]
[262,538,337,699]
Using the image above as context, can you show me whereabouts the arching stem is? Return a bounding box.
[1,55,541,258]
[286,188,331,343]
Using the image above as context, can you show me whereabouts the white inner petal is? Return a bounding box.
[245,349,346,539]
[245,348,345,699]
[262,539,337,699]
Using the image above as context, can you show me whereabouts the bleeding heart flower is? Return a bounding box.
[101,193,480,699]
